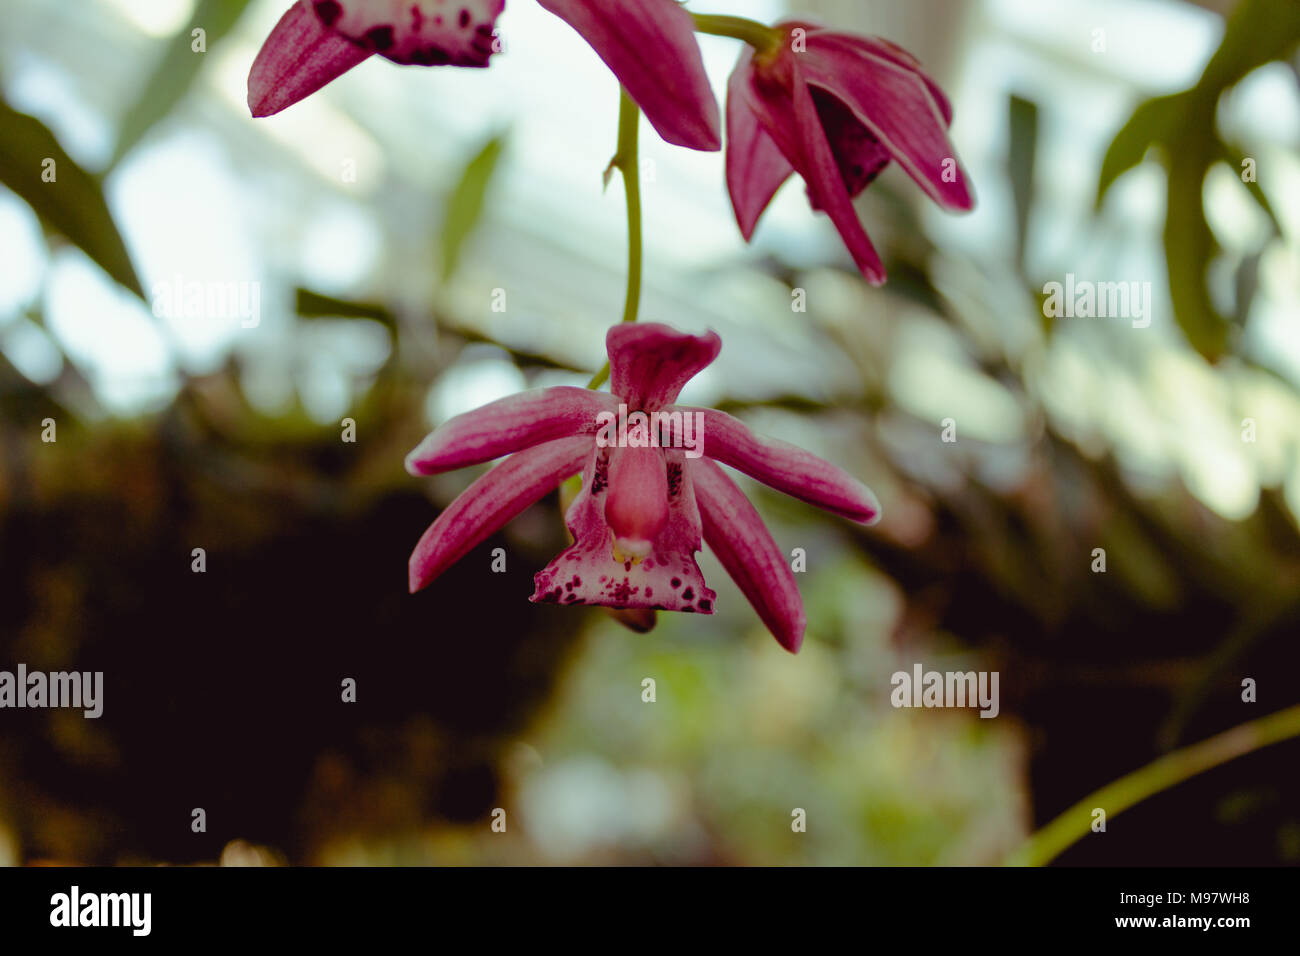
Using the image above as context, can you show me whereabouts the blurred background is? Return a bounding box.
[1,0,1298,866]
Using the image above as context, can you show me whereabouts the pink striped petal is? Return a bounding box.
[726,46,794,240]
[829,33,955,126]
[309,0,504,66]
[739,55,886,284]
[607,323,721,412]
[248,2,372,117]
[538,0,721,152]
[532,446,715,613]
[406,387,619,476]
[690,458,805,652]
[408,436,592,593]
[799,31,974,211]
[695,408,881,524]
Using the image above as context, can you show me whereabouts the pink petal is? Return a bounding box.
[532,446,716,613]
[406,387,619,476]
[248,2,372,117]
[690,458,805,652]
[537,0,721,151]
[309,0,504,66]
[841,34,954,126]
[799,31,975,211]
[695,408,881,524]
[726,46,794,240]
[739,54,887,284]
[409,436,593,593]
[607,323,721,412]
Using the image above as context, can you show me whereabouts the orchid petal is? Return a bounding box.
[533,446,715,612]
[726,46,795,240]
[537,0,721,151]
[307,0,504,66]
[739,55,887,284]
[406,387,618,476]
[409,436,593,593]
[607,323,721,412]
[799,31,974,211]
[695,408,881,524]
[830,33,955,126]
[690,458,805,652]
[248,2,372,117]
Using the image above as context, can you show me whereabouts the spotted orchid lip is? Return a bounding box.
[406,323,882,653]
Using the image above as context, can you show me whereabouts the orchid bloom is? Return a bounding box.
[247,0,720,150]
[406,323,880,652]
[727,21,975,284]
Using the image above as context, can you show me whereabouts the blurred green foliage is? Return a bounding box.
[0,0,1298,867]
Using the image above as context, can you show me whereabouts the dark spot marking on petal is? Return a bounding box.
[681,587,694,601]
[313,0,343,27]
[365,25,395,50]
[670,577,681,589]
[698,599,711,611]
[682,605,695,613]
[459,8,471,28]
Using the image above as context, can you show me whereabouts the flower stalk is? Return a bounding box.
[691,13,782,52]
[1005,702,1300,866]
[589,88,643,389]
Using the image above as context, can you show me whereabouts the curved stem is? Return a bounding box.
[691,13,782,51]
[616,89,642,327]
[1005,702,1300,866]
[588,88,642,390]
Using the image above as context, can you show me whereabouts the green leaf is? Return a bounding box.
[295,288,395,328]
[1164,142,1229,362]
[1093,0,1300,360]
[110,0,256,167]
[0,99,143,298]
[1095,94,1185,208]
[1197,0,1300,93]
[440,135,505,282]
[1007,94,1038,272]
[1215,137,1281,235]
[1234,250,1262,328]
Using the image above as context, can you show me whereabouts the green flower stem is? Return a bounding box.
[691,13,782,51]
[615,89,643,328]
[1005,702,1300,866]
[588,88,642,390]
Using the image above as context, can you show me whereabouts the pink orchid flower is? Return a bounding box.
[727,22,975,284]
[406,323,880,652]
[247,0,720,150]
